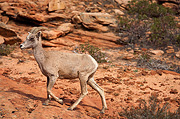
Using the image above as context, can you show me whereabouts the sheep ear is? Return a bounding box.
[36,31,42,40]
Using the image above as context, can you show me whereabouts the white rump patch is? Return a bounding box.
[88,55,98,69]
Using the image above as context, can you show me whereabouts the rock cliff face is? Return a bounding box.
[0,0,178,48]
[157,0,180,12]
[0,0,127,48]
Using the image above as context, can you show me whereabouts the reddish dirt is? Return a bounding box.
[0,0,180,118]
[0,48,180,119]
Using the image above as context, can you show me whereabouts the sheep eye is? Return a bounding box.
[29,38,34,41]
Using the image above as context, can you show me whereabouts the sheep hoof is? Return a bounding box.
[42,102,48,106]
[57,99,63,105]
[100,111,105,114]
[67,107,73,111]
[100,107,107,114]
[59,101,63,105]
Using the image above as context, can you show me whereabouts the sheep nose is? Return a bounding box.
[20,44,23,48]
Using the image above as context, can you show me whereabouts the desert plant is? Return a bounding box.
[118,16,132,31]
[119,95,180,119]
[150,15,177,46]
[0,44,15,56]
[128,0,174,18]
[117,15,149,45]
[176,34,180,44]
[117,0,179,47]
[74,42,108,63]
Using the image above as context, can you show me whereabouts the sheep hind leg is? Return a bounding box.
[68,75,88,111]
[88,76,107,114]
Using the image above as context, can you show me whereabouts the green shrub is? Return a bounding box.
[0,44,15,56]
[176,34,180,44]
[128,0,174,18]
[118,16,132,31]
[150,15,177,45]
[117,0,179,47]
[74,42,108,63]
[119,95,180,119]
[117,15,149,44]
[140,51,151,61]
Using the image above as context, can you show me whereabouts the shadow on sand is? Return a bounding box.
[6,88,100,111]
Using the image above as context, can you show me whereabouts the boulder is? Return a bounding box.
[48,37,74,46]
[0,22,17,37]
[166,48,174,54]
[115,0,131,8]
[0,36,4,44]
[82,23,109,32]
[113,9,125,16]
[162,70,180,76]
[149,50,164,56]
[17,12,68,23]
[10,52,23,59]
[0,22,19,45]
[157,0,180,4]
[48,0,66,12]
[0,2,9,11]
[4,37,21,45]
[47,12,70,21]
[42,30,63,40]
[157,0,180,12]
[17,13,47,23]
[85,7,104,13]
[122,53,134,60]
[57,23,74,35]
[22,1,38,11]
[79,12,117,25]
[164,46,174,54]
[42,23,74,40]
[73,12,117,31]
[41,37,74,47]
[175,51,180,58]
[162,2,179,10]
[167,46,173,49]
[0,1,68,24]
[166,49,174,54]
[115,0,131,5]
[177,22,180,28]
[116,37,129,45]
[42,40,59,47]
[1,5,24,19]
[0,16,9,24]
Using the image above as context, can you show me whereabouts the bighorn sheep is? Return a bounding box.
[20,27,107,113]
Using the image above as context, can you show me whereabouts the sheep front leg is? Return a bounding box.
[43,77,51,105]
[43,75,63,105]
[88,77,107,113]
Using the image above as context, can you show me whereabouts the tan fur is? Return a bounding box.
[20,27,107,113]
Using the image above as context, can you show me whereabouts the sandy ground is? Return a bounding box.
[0,47,179,119]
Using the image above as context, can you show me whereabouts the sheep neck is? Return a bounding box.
[33,42,46,67]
